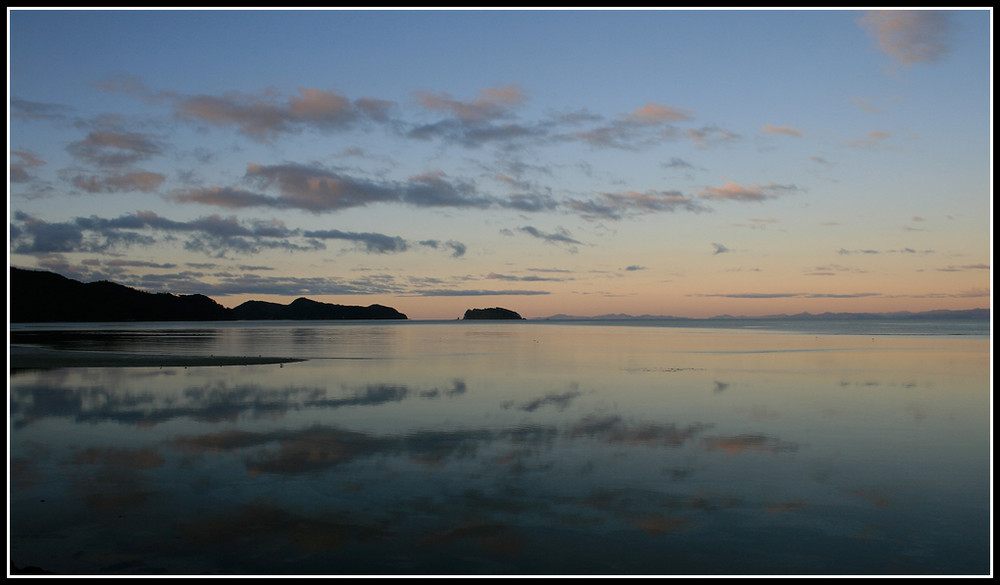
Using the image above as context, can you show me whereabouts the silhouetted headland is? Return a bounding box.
[462,307,525,320]
[10,267,407,322]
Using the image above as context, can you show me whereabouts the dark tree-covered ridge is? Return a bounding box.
[10,267,407,322]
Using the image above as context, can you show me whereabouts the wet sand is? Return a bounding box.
[9,344,306,371]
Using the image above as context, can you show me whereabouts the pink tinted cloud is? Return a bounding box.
[698,181,799,203]
[414,84,527,122]
[761,124,802,137]
[859,10,953,66]
[629,102,694,124]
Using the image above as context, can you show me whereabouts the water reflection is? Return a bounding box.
[8,323,990,575]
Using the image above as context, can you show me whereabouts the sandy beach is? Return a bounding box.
[9,344,306,371]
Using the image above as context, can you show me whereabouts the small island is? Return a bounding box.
[462,307,525,320]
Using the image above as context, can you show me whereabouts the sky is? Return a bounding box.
[8,8,993,320]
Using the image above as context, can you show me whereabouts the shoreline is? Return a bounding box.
[9,344,306,371]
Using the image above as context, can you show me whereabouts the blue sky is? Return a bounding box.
[8,8,992,319]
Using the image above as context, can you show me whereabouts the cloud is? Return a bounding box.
[761,124,802,137]
[731,217,778,230]
[685,125,740,149]
[66,131,164,167]
[498,192,560,213]
[661,157,697,170]
[409,289,551,297]
[935,264,989,272]
[566,101,697,150]
[10,98,73,121]
[692,291,880,299]
[170,186,287,209]
[62,170,166,193]
[858,10,954,66]
[698,181,800,203]
[849,97,884,114]
[10,151,46,183]
[847,130,891,149]
[803,263,869,276]
[10,212,87,253]
[172,87,394,141]
[302,229,408,254]
[516,226,583,248]
[244,162,400,211]
[103,259,178,269]
[567,189,709,220]
[414,84,526,123]
[406,84,543,147]
[402,170,491,208]
[485,272,568,282]
[419,239,468,257]
[711,243,730,255]
[628,102,695,125]
[838,247,934,255]
[173,164,494,213]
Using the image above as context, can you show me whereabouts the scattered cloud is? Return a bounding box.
[711,243,730,255]
[67,131,164,167]
[486,272,568,282]
[837,247,935,255]
[685,125,740,149]
[419,239,468,257]
[691,291,880,299]
[761,124,802,137]
[698,181,800,203]
[407,289,551,297]
[62,170,166,194]
[171,164,492,213]
[514,225,584,249]
[660,157,697,171]
[858,10,954,67]
[567,189,709,220]
[9,210,467,260]
[172,87,394,141]
[935,264,989,272]
[301,229,409,254]
[847,130,891,149]
[570,102,696,150]
[10,98,74,121]
[731,217,778,230]
[414,84,526,123]
[849,96,884,114]
[10,151,46,183]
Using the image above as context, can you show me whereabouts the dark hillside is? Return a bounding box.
[11,267,232,322]
[10,267,407,322]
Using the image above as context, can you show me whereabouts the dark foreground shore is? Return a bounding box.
[10,344,306,371]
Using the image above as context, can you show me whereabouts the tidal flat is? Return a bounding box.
[8,320,991,575]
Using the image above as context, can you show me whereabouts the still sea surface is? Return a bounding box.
[8,318,992,575]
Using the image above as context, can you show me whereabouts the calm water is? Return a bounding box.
[8,320,992,575]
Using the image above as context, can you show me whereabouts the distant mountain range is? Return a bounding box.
[539,308,989,321]
[10,267,407,322]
